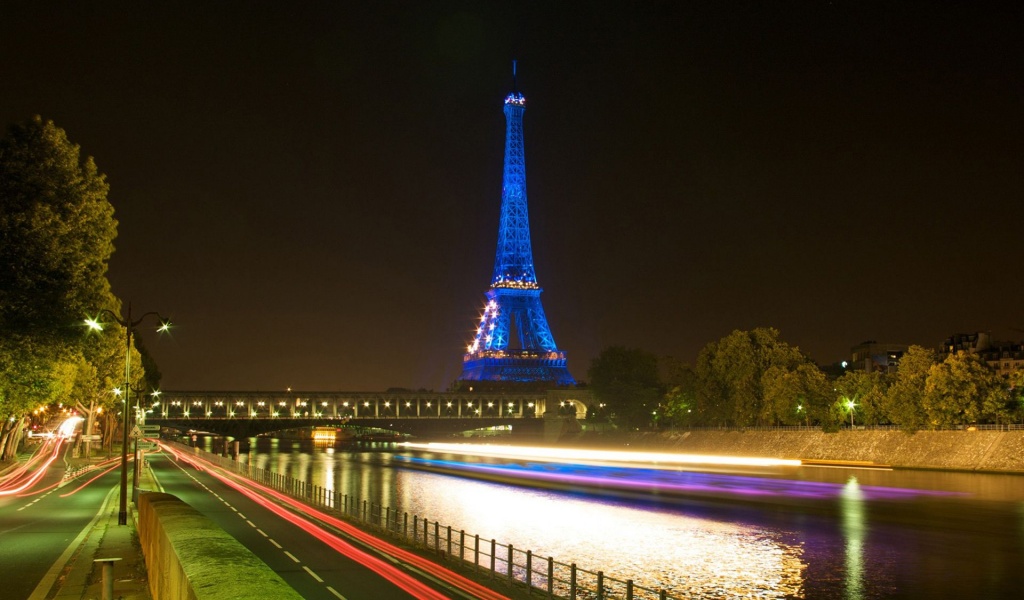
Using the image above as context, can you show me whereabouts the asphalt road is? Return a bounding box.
[0,444,119,600]
[148,450,504,600]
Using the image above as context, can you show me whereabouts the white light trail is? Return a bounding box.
[57,416,84,438]
[399,442,802,469]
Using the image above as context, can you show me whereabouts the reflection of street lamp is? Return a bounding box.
[85,304,171,526]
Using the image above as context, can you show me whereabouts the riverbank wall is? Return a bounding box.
[137,492,303,600]
[615,429,1024,472]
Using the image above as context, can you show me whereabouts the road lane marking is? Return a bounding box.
[270,539,282,548]
[256,529,268,537]
[149,464,166,492]
[284,550,300,563]
[27,483,119,600]
[303,566,324,582]
[246,520,256,527]
[327,586,347,599]
[238,513,246,519]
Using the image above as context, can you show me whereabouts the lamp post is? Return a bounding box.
[85,303,170,526]
[846,400,856,429]
[122,384,159,505]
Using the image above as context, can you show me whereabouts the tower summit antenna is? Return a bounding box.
[505,60,526,107]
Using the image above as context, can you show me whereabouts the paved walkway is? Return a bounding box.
[47,458,154,600]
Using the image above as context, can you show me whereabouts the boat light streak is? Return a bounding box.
[399,442,802,469]
[395,455,951,501]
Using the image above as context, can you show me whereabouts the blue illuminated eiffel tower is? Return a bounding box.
[459,64,575,386]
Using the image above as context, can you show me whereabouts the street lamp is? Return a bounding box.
[85,303,171,526]
[796,404,810,427]
[121,382,150,506]
[846,400,856,428]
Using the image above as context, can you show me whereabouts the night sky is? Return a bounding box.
[3,2,1022,392]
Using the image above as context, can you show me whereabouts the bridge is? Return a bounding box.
[146,389,592,439]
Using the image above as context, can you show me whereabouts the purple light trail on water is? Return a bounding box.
[397,456,961,501]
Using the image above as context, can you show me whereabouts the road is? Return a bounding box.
[0,440,121,599]
[149,447,511,600]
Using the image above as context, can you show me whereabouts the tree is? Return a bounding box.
[883,346,936,432]
[833,369,888,427]
[662,360,698,427]
[1008,370,1024,424]
[924,351,1007,428]
[0,116,118,341]
[0,116,121,455]
[587,346,663,428]
[693,328,808,427]
[763,362,832,426]
[0,336,77,459]
[74,325,145,453]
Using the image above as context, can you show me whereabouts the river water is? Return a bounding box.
[198,436,1024,599]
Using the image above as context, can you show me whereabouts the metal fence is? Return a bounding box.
[170,441,678,600]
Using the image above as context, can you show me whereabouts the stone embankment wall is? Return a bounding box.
[137,492,303,600]
[624,430,1024,472]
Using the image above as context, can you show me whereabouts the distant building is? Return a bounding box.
[849,341,908,374]
[943,332,1024,377]
[944,332,992,354]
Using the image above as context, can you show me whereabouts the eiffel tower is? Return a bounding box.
[459,64,576,386]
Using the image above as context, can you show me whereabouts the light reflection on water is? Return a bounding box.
[840,478,865,600]
[398,470,806,598]
[222,438,1024,599]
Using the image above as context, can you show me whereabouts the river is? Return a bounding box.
[195,436,1024,599]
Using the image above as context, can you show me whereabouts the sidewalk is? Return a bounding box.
[49,456,154,600]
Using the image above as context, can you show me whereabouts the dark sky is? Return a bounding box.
[3,2,1022,392]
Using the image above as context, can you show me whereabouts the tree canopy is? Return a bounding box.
[0,115,118,340]
[693,328,812,427]
[882,345,935,432]
[587,346,663,428]
[652,333,1021,434]
[924,351,1009,427]
[0,116,122,458]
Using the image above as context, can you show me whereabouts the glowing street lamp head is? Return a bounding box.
[84,317,103,331]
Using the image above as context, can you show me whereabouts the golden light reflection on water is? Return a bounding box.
[396,469,806,598]
[841,477,865,600]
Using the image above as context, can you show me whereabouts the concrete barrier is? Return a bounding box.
[626,429,1024,472]
[137,492,303,600]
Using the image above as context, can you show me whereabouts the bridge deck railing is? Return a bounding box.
[168,440,679,600]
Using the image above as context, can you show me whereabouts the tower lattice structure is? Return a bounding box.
[459,66,575,386]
